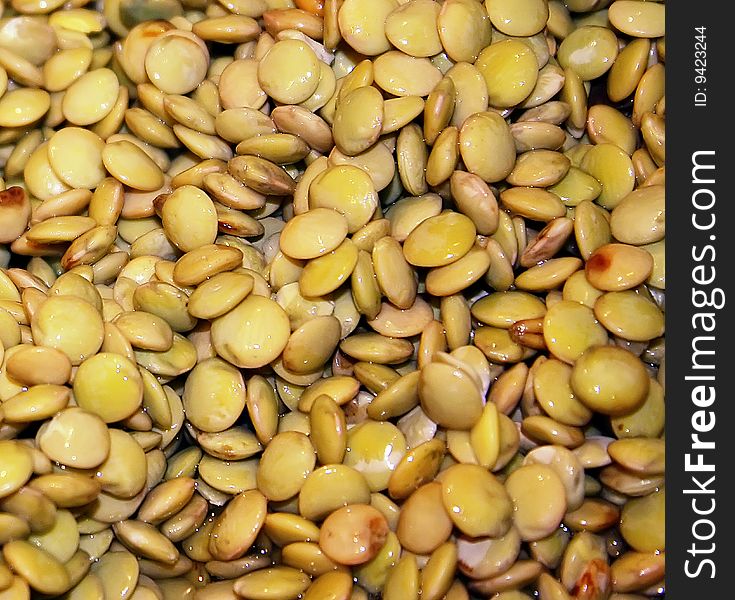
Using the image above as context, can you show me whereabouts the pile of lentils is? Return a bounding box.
[0,0,665,598]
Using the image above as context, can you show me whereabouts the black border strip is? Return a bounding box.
[667,2,733,596]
